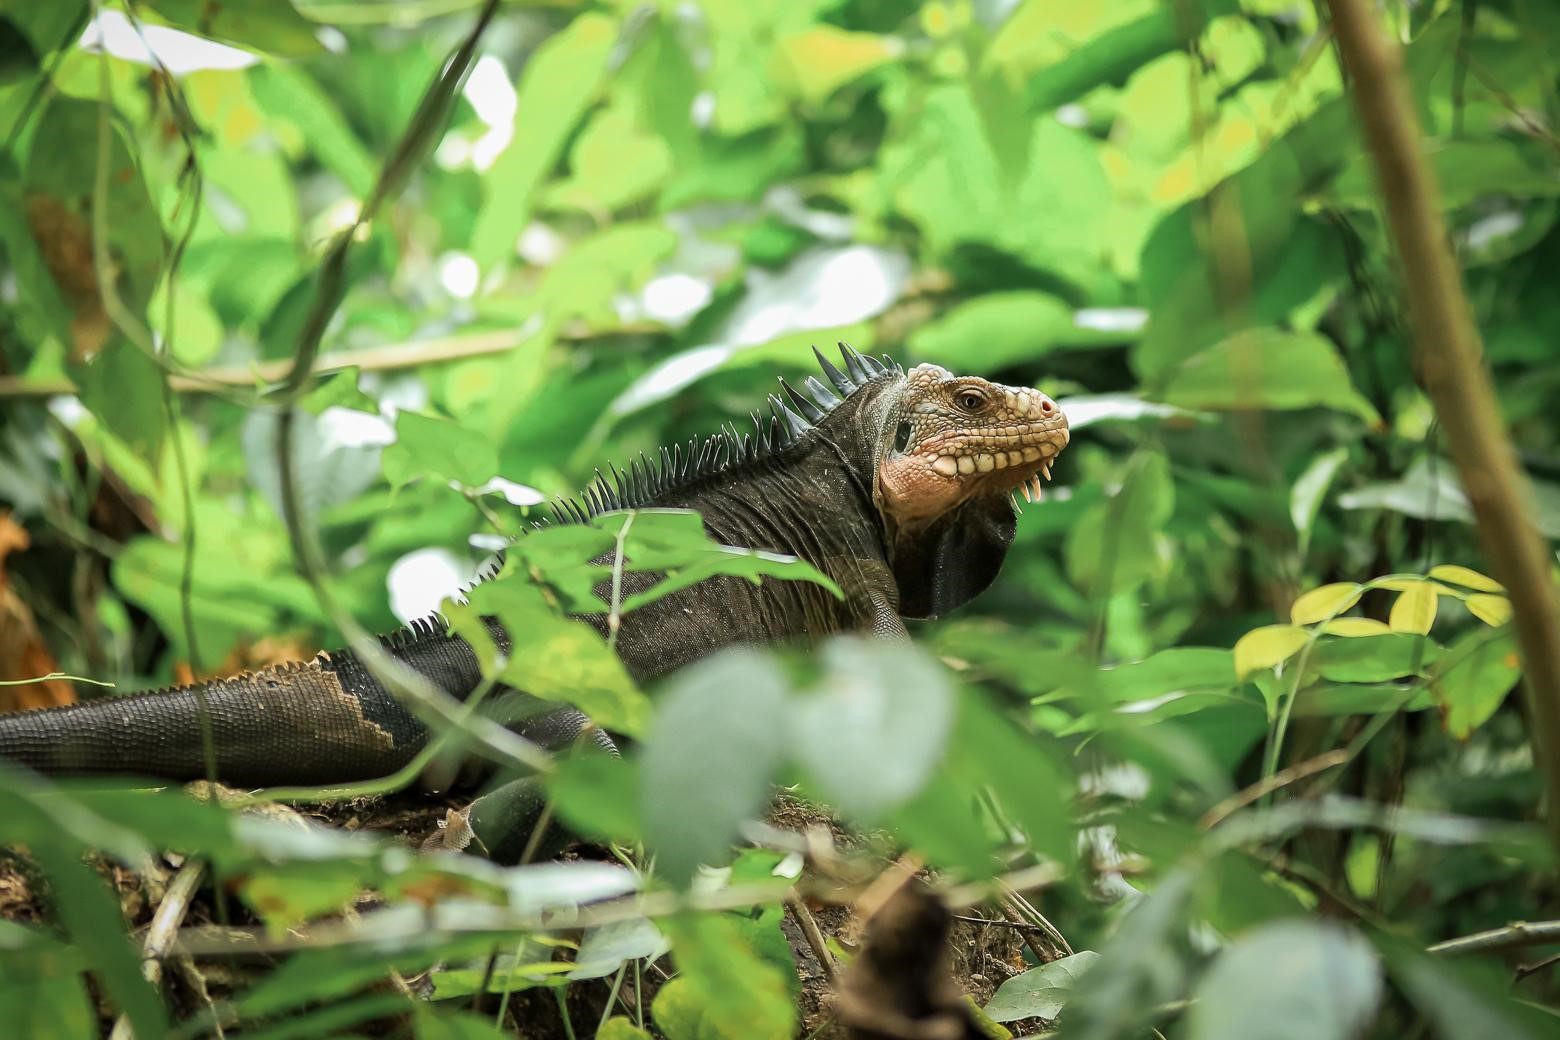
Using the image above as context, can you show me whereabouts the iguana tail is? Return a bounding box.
[0,622,478,787]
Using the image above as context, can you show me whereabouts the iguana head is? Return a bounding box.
[863,358,1069,620]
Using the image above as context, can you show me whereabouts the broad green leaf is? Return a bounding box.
[1234,625,1309,680]
[1065,451,1174,594]
[413,1008,516,1040]
[985,950,1100,1023]
[1389,581,1438,635]
[569,917,669,981]
[0,1,86,82]
[1430,630,1521,739]
[454,581,650,737]
[382,410,499,490]
[0,920,91,1040]
[908,291,1081,370]
[790,639,955,820]
[1157,329,1381,424]
[641,650,788,886]
[1186,920,1381,1040]
[1464,594,1513,627]
[248,65,377,196]
[1289,583,1363,625]
[658,914,795,1040]
[598,1020,655,1040]
[1376,934,1550,1040]
[1427,564,1504,593]
[547,750,642,845]
[769,26,900,106]
[950,693,1074,863]
[470,13,617,271]
[144,0,323,55]
[1311,634,1438,683]
[1055,868,1197,1040]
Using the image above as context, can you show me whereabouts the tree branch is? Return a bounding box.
[1325,0,1560,855]
[1428,920,1560,957]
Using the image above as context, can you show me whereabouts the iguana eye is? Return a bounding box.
[957,389,987,412]
[892,421,913,453]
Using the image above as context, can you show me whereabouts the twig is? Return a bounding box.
[1326,0,1560,857]
[1428,920,1560,956]
[786,892,839,987]
[1001,890,1073,958]
[1515,951,1560,982]
[108,859,207,1040]
[1199,749,1350,830]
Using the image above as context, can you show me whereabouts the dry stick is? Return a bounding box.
[107,859,208,1040]
[1427,920,1560,957]
[1325,0,1560,856]
[785,893,840,988]
[1198,749,1350,831]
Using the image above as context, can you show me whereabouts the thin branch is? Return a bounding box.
[107,859,207,1040]
[1326,0,1560,857]
[1428,920,1560,956]
[1200,749,1350,830]
[786,893,840,988]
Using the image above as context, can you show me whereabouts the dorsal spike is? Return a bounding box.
[813,344,856,394]
[659,446,674,487]
[778,379,826,422]
[771,397,810,439]
[840,342,871,382]
[610,462,628,500]
[881,353,902,374]
[674,442,689,478]
[804,376,842,409]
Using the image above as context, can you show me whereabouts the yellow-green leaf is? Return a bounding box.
[770,27,903,106]
[1464,594,1513,627]
[1375,577,1455,595]
[1317,618,1393,637]
[1427,564,1504,593]
[1234,625,1310,679]
[1388,581,1438,635]
[1290,583,1363,625]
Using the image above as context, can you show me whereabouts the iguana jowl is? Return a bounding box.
[0,346,1068,810]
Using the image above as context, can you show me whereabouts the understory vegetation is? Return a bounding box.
[0,0,1558,1037]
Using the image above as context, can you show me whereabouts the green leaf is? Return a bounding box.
[247,65,377,196]
[1187,919,1381,1040]
[1156,329,1381,424]
[1290,447,1347,555]
[0,1,85,82]
[1430,629,1521,739]
[769,26,901,106]
[454,581,650,738]
[658,913,795,1040]
[1376,934,1549,1040]
[1388,581,1438,635]
[1065,451,1174,594]
[985,950,1099,1023]
[143,0,324,56]
[413,1007,517,1040]
[1427,564,1504,593]
[908,291,1083,370]
[1289,583,1363,625]
[1314,618,1393,637]
[598,1019,655,1040]
[1311,634,1438,683]
[1055,868,1197,1040]
[73,340,168,463]
[547,750,643,845]
[641,649,788,886]
[381,410,499,490]
[790,639,955,820]
[470,13,617,272]
[1234,625,1309,680]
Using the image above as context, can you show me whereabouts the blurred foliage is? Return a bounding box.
[0,0,1558,1036]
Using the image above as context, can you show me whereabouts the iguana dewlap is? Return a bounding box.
[0,346,1068,798]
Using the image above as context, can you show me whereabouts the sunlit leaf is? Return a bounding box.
[144,0,323,56]
[1289,583,1363,625]
[1157,329,1381,424]
[1427,564,1504,593]
[382,410,499,490]
[770,26,901,106]
[1234,625,1310,680]
[1314,618,1393,637]
[1464,594,1513,627]
[1388,581,1438,635]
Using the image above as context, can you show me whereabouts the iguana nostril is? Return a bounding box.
[1039,399,1053,412]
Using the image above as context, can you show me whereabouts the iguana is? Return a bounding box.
[0,346,1068,857]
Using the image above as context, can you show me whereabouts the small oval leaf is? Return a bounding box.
[1464,594,1513,627]
[1427,564,1504,593]
[1316,618,1394,637]
[1290,583,1364,625]
[1389,582,1438,635]
[1235,625,1310,680]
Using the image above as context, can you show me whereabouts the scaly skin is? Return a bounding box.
[0,347,1069,813]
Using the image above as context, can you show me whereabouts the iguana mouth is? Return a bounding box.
[878,365,1070,525]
